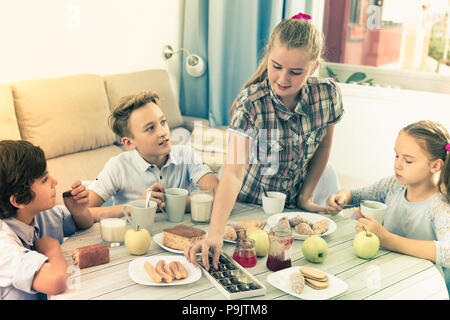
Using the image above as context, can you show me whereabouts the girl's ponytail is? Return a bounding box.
[438,144,450,201]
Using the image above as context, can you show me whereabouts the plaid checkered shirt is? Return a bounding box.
[229,77,344,208]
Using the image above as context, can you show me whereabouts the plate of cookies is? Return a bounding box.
[267,266,348,300]
[264,212,337,240]
[128,255,202,286]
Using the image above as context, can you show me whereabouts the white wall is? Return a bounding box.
[331,83,450,188]
[0,0,183,100]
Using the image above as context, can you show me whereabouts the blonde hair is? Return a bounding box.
[109,90,160,138]
[401,120,450,201]
[230,17,324,116]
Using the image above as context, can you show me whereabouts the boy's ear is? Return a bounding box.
[121,136,136,150]
[430,158,444,174]
[9,195,25,209]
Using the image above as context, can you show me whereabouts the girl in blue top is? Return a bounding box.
[326,120,450,292]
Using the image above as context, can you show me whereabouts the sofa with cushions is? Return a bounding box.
[0,69,227,205]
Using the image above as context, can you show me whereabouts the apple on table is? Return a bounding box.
[353,226,380,259]
[247,229,269,257]
[125,226,151,255]
[301,235,329,263]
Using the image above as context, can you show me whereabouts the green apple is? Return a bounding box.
[124,226,151,255]
[247,229,269,257]
[301,235,328,263]
[353,228,380,259]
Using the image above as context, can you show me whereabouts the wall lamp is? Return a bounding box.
[162,45,206,77]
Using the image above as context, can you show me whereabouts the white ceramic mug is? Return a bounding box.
[262,191,286,215]
[190,189,214,223]
[164,188,188,222]
[360,200,387,224]
[123,199,157,235]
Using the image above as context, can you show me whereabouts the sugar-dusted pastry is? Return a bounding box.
[224,224,237,241]
[313,219,329,235]
[277,216,290,229]
[289,272,305,294]
[235,219,266,230]
[289,215,313,228]
[295,222,314,235]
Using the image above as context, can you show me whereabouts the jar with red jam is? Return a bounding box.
[232,239,257,268]
[266,224,294,271]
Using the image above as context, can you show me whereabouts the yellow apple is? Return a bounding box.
[124,227,151,255]
[247,229,269,257]
[353,229,380,259]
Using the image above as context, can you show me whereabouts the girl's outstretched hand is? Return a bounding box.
[297,195,327,213]
[184,234,223,271]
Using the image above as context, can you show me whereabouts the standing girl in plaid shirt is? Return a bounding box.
[186,13,344,269]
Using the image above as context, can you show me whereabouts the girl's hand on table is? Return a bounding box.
[325,193,347,215]
[184,234,223,271]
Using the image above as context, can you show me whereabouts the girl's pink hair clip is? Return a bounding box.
[445,143,450,152]
[291,12,311,20]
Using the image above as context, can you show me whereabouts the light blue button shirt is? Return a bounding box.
[88,145,212,205]
[0,206,76,300]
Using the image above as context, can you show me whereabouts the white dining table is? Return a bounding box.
[49,202,449,300]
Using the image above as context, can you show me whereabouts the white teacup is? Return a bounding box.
[262,191,286,215]
[360,200,387,224]
[164,188,188,222]
[123,199,157,235]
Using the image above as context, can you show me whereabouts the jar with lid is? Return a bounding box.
[232,238,257,268]
[266,224,294,271]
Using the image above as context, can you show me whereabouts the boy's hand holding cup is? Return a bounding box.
[139,183,166,209]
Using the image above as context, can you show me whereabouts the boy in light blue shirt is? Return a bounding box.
[87,90,218,221]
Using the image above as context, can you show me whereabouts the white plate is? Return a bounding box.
[267,266,348,300]
[264,212,337,240]
[128,255,202,286]
[153,232,184,254]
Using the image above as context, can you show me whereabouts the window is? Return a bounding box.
[321,0,450,94]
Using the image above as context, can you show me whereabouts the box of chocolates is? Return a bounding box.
[196,252,266,300]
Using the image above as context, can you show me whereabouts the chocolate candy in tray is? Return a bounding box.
[196,252,266,299]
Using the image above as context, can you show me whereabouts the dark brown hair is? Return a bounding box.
[401,120,450,201]
[109,90,161,138]
[0,140,47,218]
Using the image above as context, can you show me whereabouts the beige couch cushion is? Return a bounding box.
[47,145,123,205]
[0,85,21,140]
[12,74,116,159]
[104,69,183,129]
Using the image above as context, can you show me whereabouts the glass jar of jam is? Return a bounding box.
[266,224,294,271]
[232,239,257,268]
